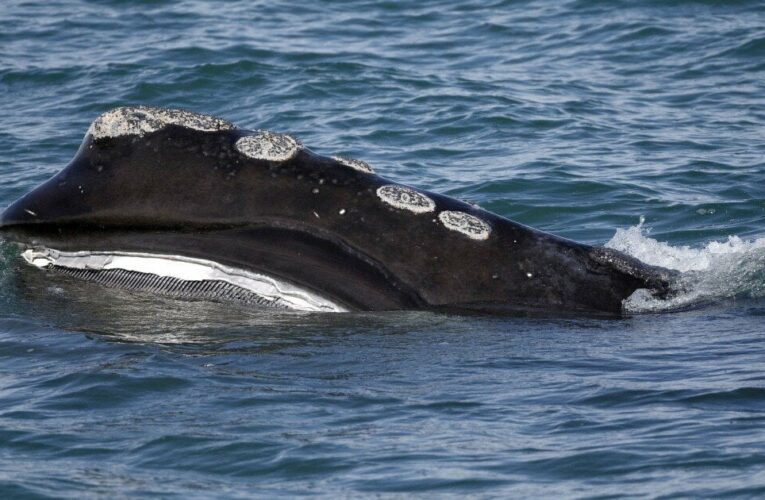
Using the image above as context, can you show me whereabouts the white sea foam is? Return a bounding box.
[606,218,765,313]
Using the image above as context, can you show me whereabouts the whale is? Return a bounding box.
[0,106,676,316]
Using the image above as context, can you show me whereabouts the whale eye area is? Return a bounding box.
[87,106,233,139]
[438,210,492,240]
[235,131,301,162]
[376,185,436,214]
[331,156,375,174]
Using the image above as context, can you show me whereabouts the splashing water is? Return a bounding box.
[607,218,765,313]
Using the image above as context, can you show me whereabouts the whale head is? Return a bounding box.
[1,106,676,316]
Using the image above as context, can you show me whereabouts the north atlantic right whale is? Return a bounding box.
[0,106,676,316]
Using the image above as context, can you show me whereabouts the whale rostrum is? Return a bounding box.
[0,106,676,316]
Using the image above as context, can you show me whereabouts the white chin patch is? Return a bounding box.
[22,248,346,313]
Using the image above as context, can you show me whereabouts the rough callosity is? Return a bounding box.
[235,130,302,162]
[332,156,375,174]
[87,106,234,139]
[438,210,491,240]
[376,185,436,214]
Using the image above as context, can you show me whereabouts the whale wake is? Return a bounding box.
[607,218,765,313]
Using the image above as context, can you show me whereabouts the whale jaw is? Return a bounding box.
[22,247,347,313]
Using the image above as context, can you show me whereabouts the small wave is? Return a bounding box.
[606,218,765,313]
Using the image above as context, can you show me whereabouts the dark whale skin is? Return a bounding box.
[0,108,675,316]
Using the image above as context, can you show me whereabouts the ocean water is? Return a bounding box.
[1,0,765,496]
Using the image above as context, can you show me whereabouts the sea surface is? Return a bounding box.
[1,0,765,497]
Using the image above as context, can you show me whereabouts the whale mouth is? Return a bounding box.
[21,247,347,313]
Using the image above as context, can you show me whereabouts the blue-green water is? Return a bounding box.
[1,0,765,496]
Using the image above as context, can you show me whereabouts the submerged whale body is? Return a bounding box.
[0,106,676,316]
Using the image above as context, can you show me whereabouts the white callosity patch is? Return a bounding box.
[332,156,374,174]
[376,185,436,214]
[235,130,301,162]
[87,106,233,139]
[21,248,346,313]
[438,211,492,240]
